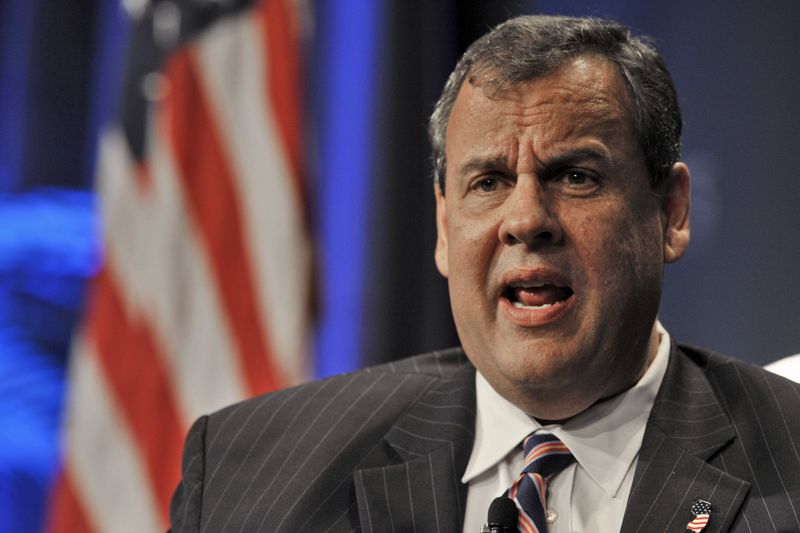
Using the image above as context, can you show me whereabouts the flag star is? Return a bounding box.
[691,499,711,515]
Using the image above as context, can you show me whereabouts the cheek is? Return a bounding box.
[447,217,498,271]
[445,218,500,318]
[610,213,665,302]
[572,205,664,288]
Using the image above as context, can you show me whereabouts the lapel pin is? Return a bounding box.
[685,499,711,532]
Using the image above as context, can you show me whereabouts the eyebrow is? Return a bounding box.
[455,147,612,178]
[538,147,613,169]
[456,156,510,179]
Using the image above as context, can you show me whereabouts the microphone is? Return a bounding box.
[482,496,517,533]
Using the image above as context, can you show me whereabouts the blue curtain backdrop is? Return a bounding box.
[0,0,126,531]
[1,1,800,531]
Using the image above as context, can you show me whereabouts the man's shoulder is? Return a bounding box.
[677,343,800,388]
[173,348,476,531]
[674,342,800,418]
[204,346,474,434]
[360,345,473,377]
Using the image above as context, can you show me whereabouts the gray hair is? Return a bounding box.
[428,15,682,191]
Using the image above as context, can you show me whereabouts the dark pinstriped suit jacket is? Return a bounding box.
[169,342,800,532]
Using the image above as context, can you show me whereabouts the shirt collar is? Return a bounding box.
[462,321,671,498]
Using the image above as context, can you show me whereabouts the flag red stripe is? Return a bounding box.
[259,0,308,207]
[86,266,184,520]
[161,48,282,396]
[134,160,152,194]
[46,471,96,533]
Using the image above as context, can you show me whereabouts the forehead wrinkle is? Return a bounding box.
[529,91,633,173]
[523,87,627,130]
[511,105,624,175]
[490,57,634,145]
[447,56,637,183]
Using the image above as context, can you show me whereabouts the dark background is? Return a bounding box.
[1,0,798,531]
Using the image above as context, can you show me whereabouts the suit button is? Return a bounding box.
[546,509,557,523]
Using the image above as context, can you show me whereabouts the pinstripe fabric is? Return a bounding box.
[169,348,475,532]
[170,342,800,532]
[621,341,800,533]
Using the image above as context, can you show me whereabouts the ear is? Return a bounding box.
[661,162,691,263]
[434,184,449,277]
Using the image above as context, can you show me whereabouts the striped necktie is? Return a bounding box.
[506,432,574,532]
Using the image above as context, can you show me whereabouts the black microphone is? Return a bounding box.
[484,496,517,532]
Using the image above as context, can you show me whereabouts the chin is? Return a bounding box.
[500,349,583,389]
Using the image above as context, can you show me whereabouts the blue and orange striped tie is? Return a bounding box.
[506,432,574,532]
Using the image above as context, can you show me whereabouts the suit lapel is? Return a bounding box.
[621,342,749,533]
[353,360,476,533]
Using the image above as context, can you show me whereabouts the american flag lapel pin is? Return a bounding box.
[685,499,711,532]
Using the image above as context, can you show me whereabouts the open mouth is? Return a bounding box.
[504,281,574,310]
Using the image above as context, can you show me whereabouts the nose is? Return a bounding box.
[498,178,563,248]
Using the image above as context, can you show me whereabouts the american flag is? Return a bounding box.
[46,0,313,531]
[686,499,711,533]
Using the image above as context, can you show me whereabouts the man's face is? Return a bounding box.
[434,55,690,420]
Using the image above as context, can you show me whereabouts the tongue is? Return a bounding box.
[514,285,571,307]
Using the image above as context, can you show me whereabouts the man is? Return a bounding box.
[169,15,800,532]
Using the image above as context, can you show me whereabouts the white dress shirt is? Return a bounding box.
[462,322,670,533]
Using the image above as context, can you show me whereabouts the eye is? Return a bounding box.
[564,171,589,185]
[551,168,600,193]
[478,177,498,191]
[471,176,500,192]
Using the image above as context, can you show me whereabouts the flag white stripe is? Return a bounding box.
[65,335,163,533]
[194,11,312,385]
[97,126,248,423]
